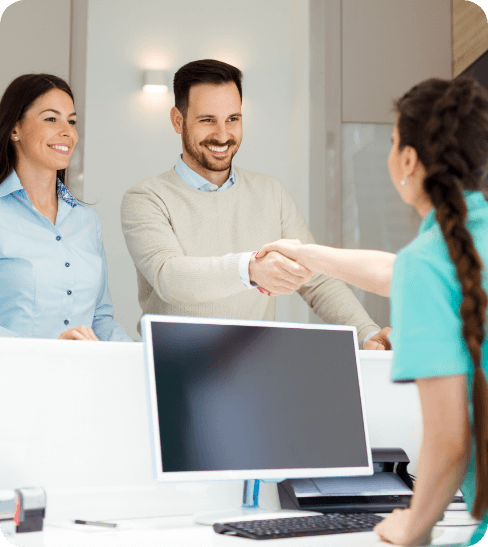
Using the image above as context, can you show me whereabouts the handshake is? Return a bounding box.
[249,239,313,297]
[250,238,393,351]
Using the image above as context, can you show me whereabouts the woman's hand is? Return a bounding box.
[374,509,432,546]
[58,325,100,341]
[254,240,312,296]
[255,239,303,263]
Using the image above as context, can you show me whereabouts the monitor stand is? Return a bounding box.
[194,479,317,526]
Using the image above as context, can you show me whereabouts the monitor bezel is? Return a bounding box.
[142,314,374,482]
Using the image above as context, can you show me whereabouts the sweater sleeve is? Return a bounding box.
[121,182,249,305]
[278,183,381,347]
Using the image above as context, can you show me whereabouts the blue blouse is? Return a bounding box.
[0,170,132,341]
[390,191,488,545]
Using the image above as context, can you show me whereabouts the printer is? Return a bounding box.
[279,448,414,514]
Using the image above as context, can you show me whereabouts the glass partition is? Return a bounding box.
[342,123,421,328]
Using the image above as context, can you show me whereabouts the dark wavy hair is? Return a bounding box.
[0,73,74,186]
[396,76,488,519]
[173,59,242,116]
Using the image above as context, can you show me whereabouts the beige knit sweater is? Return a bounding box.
[121,167,380,344]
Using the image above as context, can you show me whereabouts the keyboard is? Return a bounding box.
[213,512,384,540]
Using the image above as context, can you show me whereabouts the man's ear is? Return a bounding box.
[170,106,183,134]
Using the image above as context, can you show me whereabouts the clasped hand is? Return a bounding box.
[249,239,315,296]
[250,239,313,296]
[58,324,99,341]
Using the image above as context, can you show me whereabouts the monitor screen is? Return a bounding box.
[142,316,373,482]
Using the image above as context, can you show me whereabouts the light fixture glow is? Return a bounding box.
[143,70,170,93]
[143,84,169,93]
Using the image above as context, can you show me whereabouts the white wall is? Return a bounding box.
[0,0,70,96]
[342,0,452,123]
[82,0,311,340]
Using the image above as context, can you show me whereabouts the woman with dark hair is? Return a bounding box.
[257,76,488,545]
[0,74,131,341]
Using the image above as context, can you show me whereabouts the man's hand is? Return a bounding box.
[364,326,392,350]
[58,325,100,341]
[249,250,314,296]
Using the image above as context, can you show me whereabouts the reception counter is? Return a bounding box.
[0,338,473,546]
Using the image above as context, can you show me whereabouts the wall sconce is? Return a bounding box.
[143,70,170,93]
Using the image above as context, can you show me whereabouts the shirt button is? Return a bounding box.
[209,187,217,192]
[64,319,69,325]
[67,290,72,295]
[56,236,61,241]
[65,262,70,267]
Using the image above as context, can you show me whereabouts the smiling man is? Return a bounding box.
[121,59,389,349]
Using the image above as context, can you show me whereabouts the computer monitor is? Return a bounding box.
[141,316,373,521]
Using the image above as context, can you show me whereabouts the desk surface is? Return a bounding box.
[4,513,477,547]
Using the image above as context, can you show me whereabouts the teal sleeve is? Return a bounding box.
[389,249,471,382]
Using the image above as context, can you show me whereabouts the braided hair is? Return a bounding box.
[396,77,488,519]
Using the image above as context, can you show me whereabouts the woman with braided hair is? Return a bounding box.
[256,76,488,546]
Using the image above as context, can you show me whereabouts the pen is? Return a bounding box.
[74,520,117,528]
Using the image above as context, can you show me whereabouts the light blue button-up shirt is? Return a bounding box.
[0,170,132,341]
[175,156,255,287]
[175,155,236,192]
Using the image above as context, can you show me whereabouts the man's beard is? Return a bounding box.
[182,119,240,172]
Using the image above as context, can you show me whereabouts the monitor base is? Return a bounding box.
[195,481,320,526]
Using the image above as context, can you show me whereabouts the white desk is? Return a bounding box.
[3,513,477,546]
[0,339,476,546]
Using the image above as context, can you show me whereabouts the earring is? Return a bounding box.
[13,136,17,140]
[400,178,407,186]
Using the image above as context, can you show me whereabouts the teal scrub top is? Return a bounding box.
[389,191,488,546]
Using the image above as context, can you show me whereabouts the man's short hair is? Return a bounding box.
[173,59,243,116]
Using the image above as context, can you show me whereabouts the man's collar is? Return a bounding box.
[176,155,235,190]
[0,170,78,207]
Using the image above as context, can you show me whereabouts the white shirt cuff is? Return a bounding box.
[239,251,257,289]
[363,329,380,349]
